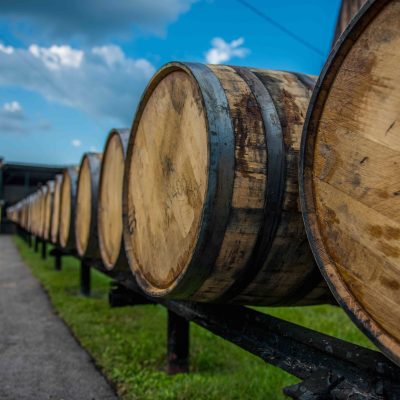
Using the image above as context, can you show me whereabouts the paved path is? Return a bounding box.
[0,235,118,400]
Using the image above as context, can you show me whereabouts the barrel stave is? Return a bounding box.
[59,167,78,251]
[98,128,130,270]
[50,174,63,244]
[75,152,102,259]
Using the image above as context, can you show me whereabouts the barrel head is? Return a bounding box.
[301,0,400,366]
[125,67,209,294]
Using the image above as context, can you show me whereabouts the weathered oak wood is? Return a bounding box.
[75,152,102,259]
[50,174,63,244]
[42,180,54,241]
[59,166,79,252]
[123,62,332,305]
[300,0,400,366]
[38,185,48,239]
[98,128,130,270]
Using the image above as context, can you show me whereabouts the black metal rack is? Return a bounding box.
[21,231,400,400]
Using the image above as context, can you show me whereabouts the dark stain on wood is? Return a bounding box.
[375,189,389,199]
[324,206,340,225]
[378,241,400,258]
[367,224,383,239]
[162,156,175,177]
[367,225,400,240]
[318,143,336,181]
[170,80,186,114]
[234,93,262,178]
[385,120,396,135]
[380,275,400,291]
[351,173,361,188]
[384,226,400,240]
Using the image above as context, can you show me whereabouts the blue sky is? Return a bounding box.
[0,0,340,165]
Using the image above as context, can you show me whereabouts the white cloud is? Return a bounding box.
[0,0,197,42]
[3,101,22,113]
[205,37,250,64]
[0,101,51,134]
[0,43,155,124]
[0,43,14,54]
[92,46,124,67]
[89,146,97,152]
[0,100,25,133]
[29,44,83,70]
[71,139,81,147]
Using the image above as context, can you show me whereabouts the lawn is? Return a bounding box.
[14,236,374,399]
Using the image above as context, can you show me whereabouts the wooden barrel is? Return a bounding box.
[24,197,31,230]
[75,152,102,259]
[59,167,79,251]
[31,191,38,235]
[300,0,400,365]
[21,197,29,231]
[98,128,130,270]
[29,192,37,235]
[123,62,331,305]
[30,193,37,234]
[26,196,32,232]
[6,204,18,224]
[36,188,45,237]
[37,189,44,237]
[18,200,25,229]
[29,194,35,233]
[50,174,63,244]
[43,180,54,241]
[38,185,48,239]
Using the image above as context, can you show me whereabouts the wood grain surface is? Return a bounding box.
[301,0,400,365]
[43,181,54,241]
[76,157,92,256]
[98,129,130,269]
[59,170,72,248]
[50,174,63,244]
[59,167,78,250]
[126,70,208,291]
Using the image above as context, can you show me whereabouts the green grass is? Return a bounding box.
[14,236,374,399]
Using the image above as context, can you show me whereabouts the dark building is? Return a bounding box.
[0,158,65,233]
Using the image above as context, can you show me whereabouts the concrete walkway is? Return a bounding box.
[0,235,118,400]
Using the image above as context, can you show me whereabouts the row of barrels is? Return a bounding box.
[7,0,400,366]
[7,180,56,241]
[6,130,128,269]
